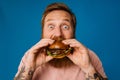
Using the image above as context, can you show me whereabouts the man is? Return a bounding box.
[14,3,108,80]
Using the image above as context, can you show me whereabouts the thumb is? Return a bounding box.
[67,53,73,60]
[46,56,53,62]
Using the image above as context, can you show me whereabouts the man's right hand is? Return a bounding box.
[25,39,55,68]
[14,39,54,80]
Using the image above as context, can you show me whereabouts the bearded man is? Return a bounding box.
[14,2,108,80]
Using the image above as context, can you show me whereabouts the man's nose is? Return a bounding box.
[54,28,62,37]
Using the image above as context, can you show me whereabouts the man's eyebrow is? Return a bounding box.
[63,19,71,22]
[46,19,71,22]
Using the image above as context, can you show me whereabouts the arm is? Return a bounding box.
[84,50,108,80]
[84,64,108,80]
[14,51,36,80]
[14,66,34,80]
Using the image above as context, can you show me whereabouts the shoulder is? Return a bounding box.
[88,49,107,78]
[88,49,102,72]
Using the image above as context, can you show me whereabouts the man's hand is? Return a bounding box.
[14,39,54,80]
[63,39,107,80]
[26,39,54,67]
[63,39,97,76]
[63,39,91,70]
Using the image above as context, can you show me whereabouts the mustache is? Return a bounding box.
[50,36,65,40]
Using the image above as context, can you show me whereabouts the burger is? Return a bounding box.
[46,38,73,58]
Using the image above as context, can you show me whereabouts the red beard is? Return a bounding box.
[47,57,74,68]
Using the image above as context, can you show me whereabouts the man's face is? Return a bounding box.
[42,10,74,39]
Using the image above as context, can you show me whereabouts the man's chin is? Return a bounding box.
[47,57,74,68]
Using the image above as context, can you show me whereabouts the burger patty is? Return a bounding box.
[47,47,73,55]
[48,49,64,54]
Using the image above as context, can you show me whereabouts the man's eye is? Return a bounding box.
[63,25,69,30]
[48,25,54,29]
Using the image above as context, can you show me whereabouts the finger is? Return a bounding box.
[36,39,54,46]
[63,39,86,49]
[31,39,54,51]
[35,53,53,68]
[66,53,74,62]
[67,53,72,58]
[69,43,81,48]
[46,56,53,62]
[62,39,77,45]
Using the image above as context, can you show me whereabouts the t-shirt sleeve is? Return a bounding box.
[88,49,107,78]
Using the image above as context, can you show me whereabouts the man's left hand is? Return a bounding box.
[62,39,94,72]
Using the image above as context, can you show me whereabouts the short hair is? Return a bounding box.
[41,2,76,36]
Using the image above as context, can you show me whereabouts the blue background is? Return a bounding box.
[0,0,120,80]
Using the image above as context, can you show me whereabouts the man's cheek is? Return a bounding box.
[63,33,72,39]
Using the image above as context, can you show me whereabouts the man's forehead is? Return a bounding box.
[44,10,71,22]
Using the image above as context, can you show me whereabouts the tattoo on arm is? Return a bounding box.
[86,73,108,80]
[14,66,34,80]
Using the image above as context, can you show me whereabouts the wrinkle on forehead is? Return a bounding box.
[44,10,71,23]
